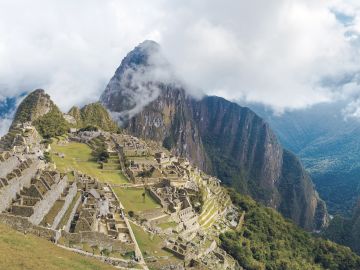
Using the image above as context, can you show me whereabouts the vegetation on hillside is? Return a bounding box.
[50,141,128,184]
[11,89,51,127]
[68,103,119,132]
[324,201,360,255]
[33,107,69,138]
[220,189,360,270]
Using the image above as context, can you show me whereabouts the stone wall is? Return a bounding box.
[52,182,77,230]
[29,175,68,225]
[0,213,59,241]
[62,231,135,253]
[11,205,34,217]
[0,159,39,212]
[148,187,164,206]
[64,194,82,232]
[0,155,20,178]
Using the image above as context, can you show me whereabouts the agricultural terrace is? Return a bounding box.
[50,141,128,184]
[129,223,181,268]
[112,187,161,213]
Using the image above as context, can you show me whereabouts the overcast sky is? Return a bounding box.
[1,0,360,133]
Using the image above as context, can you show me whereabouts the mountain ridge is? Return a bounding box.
[100,40,329,231]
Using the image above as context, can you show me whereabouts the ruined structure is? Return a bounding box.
[0,126,239,269]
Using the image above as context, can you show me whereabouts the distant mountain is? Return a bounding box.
[0,96,17,118]
[324,198,360,255]
[249,102,360,216]
[100,40,329,230]
[0,96,18,136]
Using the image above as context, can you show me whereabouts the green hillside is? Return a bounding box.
[0,223,115,270]
[68,102,119,132]
[220,189,360,270]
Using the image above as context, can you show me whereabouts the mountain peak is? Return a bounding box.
[137,39,160,51]
[100,40,173,124]
[118,40,162,70]
[11,89,56,128]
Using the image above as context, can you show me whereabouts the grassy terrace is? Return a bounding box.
[157,221,177,230]
[50,142,128,184]
[0,223,114,270]
[40,200,65,227]
[57,192,81,230]
[112,187,161,213]
[130,223,167,257]
[130,222,181,269]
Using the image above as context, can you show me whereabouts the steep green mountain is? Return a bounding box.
[11,89,57,127]
[248,102,360,216]
[100,40,329,231]
[11,89,69,138]
[221,189,360,270]
[68,102,119,132]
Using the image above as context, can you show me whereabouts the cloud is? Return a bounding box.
[159,0,360,113]
[1,0,360,122]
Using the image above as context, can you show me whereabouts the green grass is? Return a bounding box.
[157,221,177,230]
[112,188,160,213]
[130,223,167,257]
[130,223,181,269]
[0,223,115,270]
[51,142,128,184]
[41,200,65,226]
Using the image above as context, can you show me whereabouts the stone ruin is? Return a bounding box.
[0,123,41,153]
[8,170,68,225]
[115,134,149,157]
[66,174,135,254]
[149,180,199,235]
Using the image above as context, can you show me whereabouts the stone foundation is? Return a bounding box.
[62,231,135,253]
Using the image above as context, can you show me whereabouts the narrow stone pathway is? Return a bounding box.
[109,184,149,270]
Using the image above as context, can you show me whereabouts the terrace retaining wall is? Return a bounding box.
[62,231,135,253]
[0,159,39,212]
[29,175,68,225]
[52,182,77,229]
[0,213,59,241]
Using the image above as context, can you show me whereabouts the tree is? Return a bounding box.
[43,152,52,163]
[90,244,98,255]
[101,248,110,257]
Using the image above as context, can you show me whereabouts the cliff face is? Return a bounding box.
[191,96,283,204]
[126,85,209,169]
[100,41,329,230]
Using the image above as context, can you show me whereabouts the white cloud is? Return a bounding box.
[0,0,360,118]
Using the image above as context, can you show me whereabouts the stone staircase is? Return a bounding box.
[102,152,121,171]
[0,127,23,150]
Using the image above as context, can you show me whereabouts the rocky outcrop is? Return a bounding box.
[100,41,329,230]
